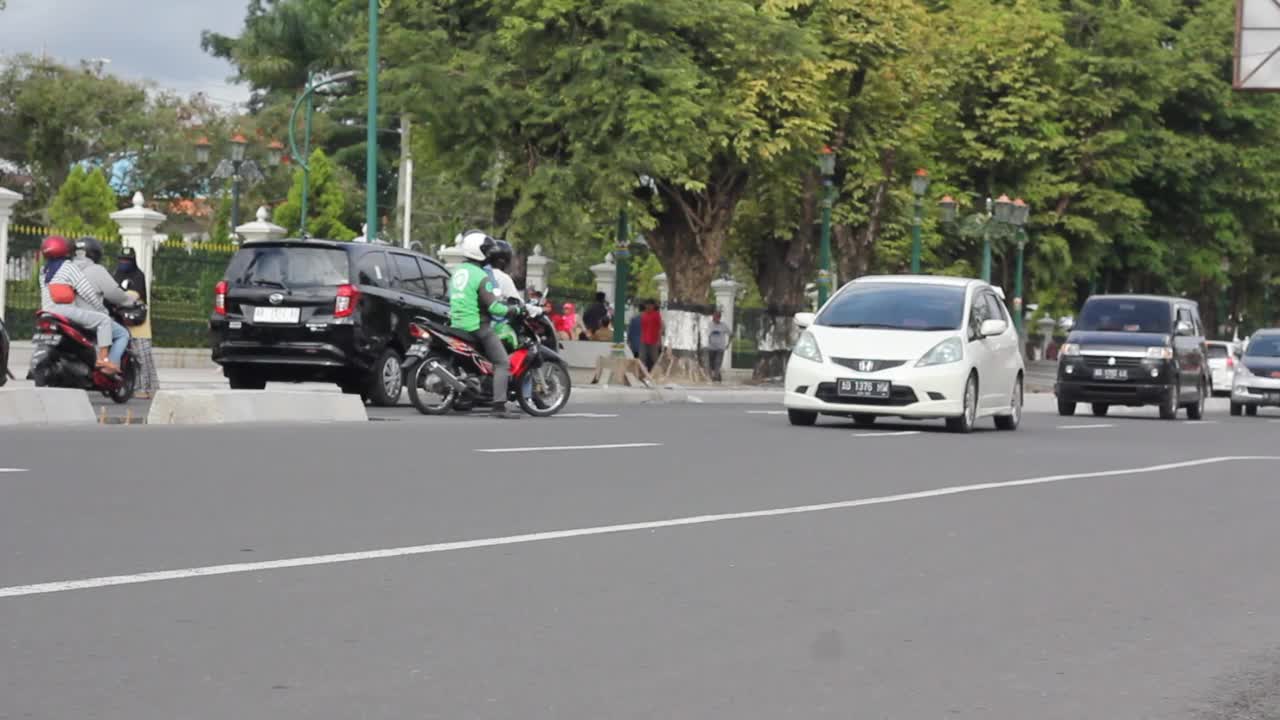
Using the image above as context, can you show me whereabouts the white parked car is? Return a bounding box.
[1205,341,1239,396]
[783,276,1026,433]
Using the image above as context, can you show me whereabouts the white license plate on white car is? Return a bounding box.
[253,306,300,324]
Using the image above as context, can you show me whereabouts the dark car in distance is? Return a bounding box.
[1055,295,1209,420]
[209,239,451,405]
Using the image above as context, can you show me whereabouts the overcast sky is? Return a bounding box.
[0,0,251,107]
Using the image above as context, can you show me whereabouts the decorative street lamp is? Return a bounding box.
[939,193,1019,284]
[1009,198,1031,334]
[816,146,836,306]
[198,132,268,234]
[909,168,929,274]
[266,139,285,167]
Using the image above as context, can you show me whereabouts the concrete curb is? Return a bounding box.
[0,387,97,426]
[146,390,368,425]
[574,385,782,405]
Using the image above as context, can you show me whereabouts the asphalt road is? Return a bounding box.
[3,403,1280,718]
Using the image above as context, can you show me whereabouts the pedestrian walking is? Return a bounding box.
[627,308,643,358]
[706,309,731,383]
[114,247,159,397]
[640,300,663,371]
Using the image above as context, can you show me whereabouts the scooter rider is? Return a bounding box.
[485,240,521,350]
[451,230,525,419]
[71,237,139,371]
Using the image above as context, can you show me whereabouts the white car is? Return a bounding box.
[1231,329,1280,416]
[1206,341,1239,396]
[783,275,1026,433]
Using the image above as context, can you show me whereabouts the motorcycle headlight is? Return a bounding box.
[917,336,964,367]
[792,330,822,363]
[1061,342,1081,357]
[1145,346,1173,360]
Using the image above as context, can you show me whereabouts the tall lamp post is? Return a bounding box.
[366,0,380,249]
[1008,198,1030,333]
[816,146,836,306]
[197,133,280,235]
[288,70,358,237]
[909,168,929,274]
[938,193,1015,283]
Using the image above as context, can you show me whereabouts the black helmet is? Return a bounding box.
[115,302,148,327]
[488,240,513,270]
[74,237,103,263]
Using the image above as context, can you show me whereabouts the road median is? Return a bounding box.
[0,387,97,426]
[146,390,368,425]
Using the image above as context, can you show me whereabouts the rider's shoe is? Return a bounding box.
[490,402,523,420]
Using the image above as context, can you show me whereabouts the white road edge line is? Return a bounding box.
[2,456,1275,600]
[0,469,28,473]
[476,442,660,454]
[852,431,922,438]
[555,413,620,419]
[747,410,787,415]
[1057,424,1115,430]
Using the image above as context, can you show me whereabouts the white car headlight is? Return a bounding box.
[917,336,964,367]
[1236,363,1253,378]
[792,330,822,363]
[1061,342,1080,356]
[1145,346,1173,360]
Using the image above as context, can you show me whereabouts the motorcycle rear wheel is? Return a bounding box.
[517,361,572,417]
[109,359,137,404]
[408,359,458,415]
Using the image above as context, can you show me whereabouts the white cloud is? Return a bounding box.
[0,0,251,107]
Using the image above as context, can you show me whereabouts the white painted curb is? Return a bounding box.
[0,387,97,426]
[146,390,368,425]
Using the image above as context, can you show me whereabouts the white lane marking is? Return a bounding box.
[2,455,1273,600]
[0,469,28,473]
[555,413,619,419]
[852,431,922,438]
[747,410,787,415]
[1186,420,1219,425]
[476,442,660,454]
[1057,423,1115,430]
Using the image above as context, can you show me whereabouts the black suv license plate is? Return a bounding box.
[1093,368,1129,381]
[838,379,891,399]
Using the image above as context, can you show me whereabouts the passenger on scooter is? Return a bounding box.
[485,240,521,350]
[450,230,525,420]
[71,237,138,372]
[37,236,118,374]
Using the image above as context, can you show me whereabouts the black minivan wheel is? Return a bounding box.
[1186,378,1206,420]
[1158,381,1179,420]
[364,348,404,407]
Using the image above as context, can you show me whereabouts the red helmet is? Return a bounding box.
[41,235,71,261]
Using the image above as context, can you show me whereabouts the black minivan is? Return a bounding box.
[1055,294,1209,420]
[210,239,451,405]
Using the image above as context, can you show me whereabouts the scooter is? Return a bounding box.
[404,303,571,417]
[30,304,147,404]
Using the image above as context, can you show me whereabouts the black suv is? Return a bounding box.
[1055,295,1209,420]
[210,239,451,405]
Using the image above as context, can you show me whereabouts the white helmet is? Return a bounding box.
[457,230,493,261]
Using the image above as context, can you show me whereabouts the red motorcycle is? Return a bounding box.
[30,304,146,404]
[404,304,571,417]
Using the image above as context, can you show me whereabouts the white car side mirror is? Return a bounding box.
[980,319,1008,337]
[794,312,816,329]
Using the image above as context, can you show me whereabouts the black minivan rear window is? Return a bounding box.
[1078,298,1172,334]
[225,246,350,288]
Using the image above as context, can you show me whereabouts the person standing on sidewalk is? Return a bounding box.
[640,300,663,372]
[114,247,159,397]
[706,309,731,383]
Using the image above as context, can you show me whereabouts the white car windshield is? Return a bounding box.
[816,283,965,331]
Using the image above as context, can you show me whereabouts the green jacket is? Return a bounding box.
[449,261,510,331]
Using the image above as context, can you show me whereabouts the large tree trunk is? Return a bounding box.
[835,147,896,282]
[647,167,748,363]
[750,174,818,381]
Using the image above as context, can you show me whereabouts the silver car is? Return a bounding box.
[1231,330,1280,416]
[1206,341,1239,396]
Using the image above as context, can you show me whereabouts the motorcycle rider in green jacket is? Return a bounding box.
[450,231,524,419]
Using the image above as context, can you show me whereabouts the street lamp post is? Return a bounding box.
[816,146,836,307]
[909,168,929,274]
[938,192,1018,285]
[198,133,278,236]
[612,209,630,350]
[1008,198,1030,334]
[288,70,357,237]
[366,0,380,246]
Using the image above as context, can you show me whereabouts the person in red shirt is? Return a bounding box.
[639,301,663,371]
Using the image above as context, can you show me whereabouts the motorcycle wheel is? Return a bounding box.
[109,359,137,404]
[31,360,53,388]
[517,361,572,417]
[407,358,458,415]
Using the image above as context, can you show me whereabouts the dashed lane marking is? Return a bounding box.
[555,413,620,419]
[852,431,922,438]
[476,442,660,454]
[1056,423,1115,430]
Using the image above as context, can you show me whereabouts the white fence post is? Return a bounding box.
[525,244,554,295]
[711,277,741,376]
[590,253,616,303]
[0,187,21,321]
[110,192,166,306]
[235,206,287,244]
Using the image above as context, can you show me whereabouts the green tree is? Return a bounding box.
[48,166,119,239]
[273,148,358,240]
